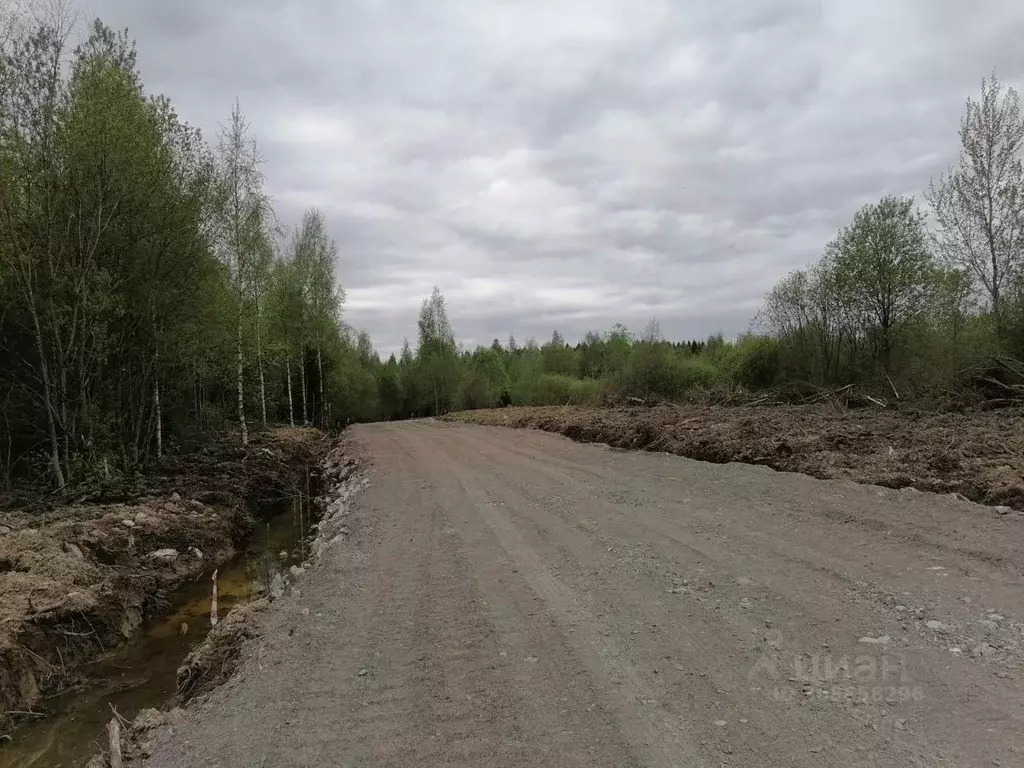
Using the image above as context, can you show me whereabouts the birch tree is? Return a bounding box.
[292,208,342,427]
[0,6,74,486]
[215,101,267,445]
[417,287,457,416]
[926,73,1024,344]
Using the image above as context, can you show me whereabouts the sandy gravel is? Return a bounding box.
[147,419,1024,768]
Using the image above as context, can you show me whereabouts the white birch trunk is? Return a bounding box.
[286,359,295,427]
[256,295,267,428]
[316,343,324,427]
[300,354,309,426]
[237,311,247,445]
[154,378,162,460]
[28,294,65,488]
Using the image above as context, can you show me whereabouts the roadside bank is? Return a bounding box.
[0,428,327,762]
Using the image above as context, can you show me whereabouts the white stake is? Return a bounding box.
[210,568,219,627]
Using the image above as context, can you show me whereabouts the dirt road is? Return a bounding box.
[148,420,1024,768]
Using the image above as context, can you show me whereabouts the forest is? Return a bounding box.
[2,11,1023,490]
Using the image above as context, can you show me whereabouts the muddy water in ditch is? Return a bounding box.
[0,488,317,768]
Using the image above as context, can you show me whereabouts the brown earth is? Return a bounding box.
[140,420,1023,768]
[446,404,1024,510]
[0,427,325,733]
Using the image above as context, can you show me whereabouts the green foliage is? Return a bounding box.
[517,374,601,406]
[0,14,359,483]
[725,336,782,390]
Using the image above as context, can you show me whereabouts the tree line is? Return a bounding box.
[757,73,1024,388]
[0,12,360,488]
[359,74,1024,419]
[3,10,1021,488]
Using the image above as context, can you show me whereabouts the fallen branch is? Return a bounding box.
[885,373,900,400]
[977,376,1024,394]
[864,395,887,408]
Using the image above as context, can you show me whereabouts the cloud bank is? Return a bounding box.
[80,0,1024,353]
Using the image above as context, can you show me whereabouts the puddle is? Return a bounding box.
[1,484,318,768]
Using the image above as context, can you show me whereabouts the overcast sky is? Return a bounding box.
[77,0,1024,354]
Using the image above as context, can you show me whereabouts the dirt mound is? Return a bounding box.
[446,405,1024,511]
[175,599,268,702]
[0,497,235,730]
[0,427,330,732]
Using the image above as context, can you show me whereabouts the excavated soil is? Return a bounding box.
[0,428,326,733]
[446,404,1024,511]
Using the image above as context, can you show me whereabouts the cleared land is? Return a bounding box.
[447,404,1024,510]
[145,419,1023,768]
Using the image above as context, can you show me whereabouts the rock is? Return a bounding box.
[735,577,753,586]
[971,643,997,658]
[132,707,167,732]
[64,542,85,559]
[357,668,369,676]
[289,565,305,578]
[739,598,752,610]
[167,707,187,727]
[859,635,891,645]
[180,622,189,635]
[995,506,1013,515]
[189,499,203,509]
[170,492,181,502]
[134,511,154,526]
[121,519,136,528]
[278,550,289,560]
[302,608,310,617]
[147,548,178,564]
[270,572,286,600]
[0,525,11,535]
[925,620,949,632]
[988,614,1006,622]
[713,720,728,727]
[978,620,999,631]
[120,606,143,638]
[190,547,203,560]
[895,605,908,612]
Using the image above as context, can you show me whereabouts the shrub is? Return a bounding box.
[728,335,782,390]
[671,358,726,394]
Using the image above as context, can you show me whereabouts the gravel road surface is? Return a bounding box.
[149,420,1024,768]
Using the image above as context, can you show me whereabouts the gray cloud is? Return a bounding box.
[79,0,1024,354]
